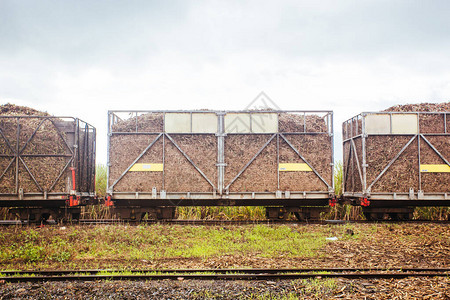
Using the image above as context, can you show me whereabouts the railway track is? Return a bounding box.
[1,268,448,282]
[0,219,449,226]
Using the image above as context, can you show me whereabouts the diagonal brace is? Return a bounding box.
[351,139,364,189]
[280,134,331,189]
[368,135,417,192]
[110,133,163,190]
[420,135,450,167]
[225,134,276,190]
[165,134,216,190]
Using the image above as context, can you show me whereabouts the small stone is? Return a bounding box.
[60,226,66,230]
[177,277,184,281]
[266,281,276,285]
[16,288,26,293]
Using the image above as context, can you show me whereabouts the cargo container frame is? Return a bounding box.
[107,110,334,218]
[0,116,96,212]
[342,111,450,210]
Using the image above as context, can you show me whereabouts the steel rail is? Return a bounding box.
[2,267,448,276]
[0,268,448,282]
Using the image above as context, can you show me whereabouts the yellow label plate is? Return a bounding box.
[278,163,312,172]
[420,164,450,173]
[129,163,164,172]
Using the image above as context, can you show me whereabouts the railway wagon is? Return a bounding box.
[0,115,96,221]
[343,111,450,220]
[106,110,335,220]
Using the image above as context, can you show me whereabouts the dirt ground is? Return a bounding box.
[0,223,449,299]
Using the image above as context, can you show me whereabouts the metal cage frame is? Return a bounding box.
[107,110,334,207]
[0,116,96,206]
[343,111,450,205]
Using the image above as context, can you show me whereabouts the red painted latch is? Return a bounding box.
[68,195,80,207]
[329,197,337,207]
[360,197,370,207]
[70,167,76,190]
[105,196,114,207]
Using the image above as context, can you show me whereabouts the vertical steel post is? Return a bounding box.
[445,113,447,134]
[276,132,280,190]
[162,133,165,190]
[217,112,225,195]
[418,135,421,192]
[417,113,421,192]
[15,118,20,194]
[361,114,367,194]
[163,112,166,190]
[330,112,335,192]
[106,112,111,194]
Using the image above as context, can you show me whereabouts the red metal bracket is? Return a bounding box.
[360,197,370,207]
[329,197,337,207]
[70,167,76,190]
[105,196,114,207]
[68,195,80,207]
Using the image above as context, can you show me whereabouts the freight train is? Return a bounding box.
[0,105,449,222]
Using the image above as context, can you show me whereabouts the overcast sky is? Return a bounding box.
[1,0,450,163]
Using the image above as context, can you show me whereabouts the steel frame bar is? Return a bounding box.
[276,132,280,189]
[0,128,15,154]
[343,142,352,192]
[18,118,47,155]
[350,139,364,187]
[109,133,163,190]
[0,127,16,182]
[49,119,74,155]
[280,134,331,189]
[0,158,15,182]
[367,135,417,192]
[330,112,335,190]
[15,119,19,193]
[48,158,74,192]
[18,156,43,192]
[165,133,216,190]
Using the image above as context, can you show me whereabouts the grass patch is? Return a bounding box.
[0,224,336,269]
